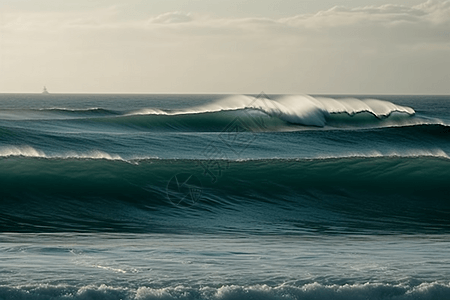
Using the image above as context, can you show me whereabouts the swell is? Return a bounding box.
[0,107,119,120]
[0,156,449,234]
[36,107,118,115]
[1,123,449,154]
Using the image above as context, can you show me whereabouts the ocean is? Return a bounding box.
[0,93,449,299]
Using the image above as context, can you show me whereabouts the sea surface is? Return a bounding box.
[0,93,449,299]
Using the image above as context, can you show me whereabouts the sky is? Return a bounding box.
[0,0,449,94]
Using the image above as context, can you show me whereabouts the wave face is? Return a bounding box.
[0,156,449,234]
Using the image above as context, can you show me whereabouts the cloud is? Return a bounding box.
[281,0,450,28]
[150,11,193,24]
[1,0,450,93]
[4,1,450,40]
[137,1,450,47]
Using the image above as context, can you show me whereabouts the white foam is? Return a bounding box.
[0,146,125,161]
[0,145,46,158]
[2,282,448,300]
[92,264,127,274]
[385,148,450,159]
[61,150,124,160]
[260,95,327,126]
[135,282,450,300]
[126,108,169,116]
[126,95,254,116]
[316,97,415,117]
[267,95,415,126]
[305,149,450,161]
[40,107,104,112]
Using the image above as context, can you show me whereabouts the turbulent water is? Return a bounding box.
[0,93,449,299]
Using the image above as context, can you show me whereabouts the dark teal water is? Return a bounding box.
[0,94,449,299]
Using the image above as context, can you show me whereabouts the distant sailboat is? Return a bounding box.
[42,86,49,94]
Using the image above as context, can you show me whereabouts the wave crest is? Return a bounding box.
[245,95,415,126]
[0,146,124,161]
[126,95,416,127]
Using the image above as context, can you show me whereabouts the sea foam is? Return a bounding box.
[0,282,449,300]
[0,146,124,161]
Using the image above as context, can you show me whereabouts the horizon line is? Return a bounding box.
[0,92,449,96]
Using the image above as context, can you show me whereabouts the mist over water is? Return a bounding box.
[0,94,449,299]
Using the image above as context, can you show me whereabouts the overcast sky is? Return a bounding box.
[0,0,449,94]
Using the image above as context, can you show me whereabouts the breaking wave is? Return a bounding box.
[0,95,420,130]
[123,95,417,128]
[0,282,449,300]
[0,146,125,160]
